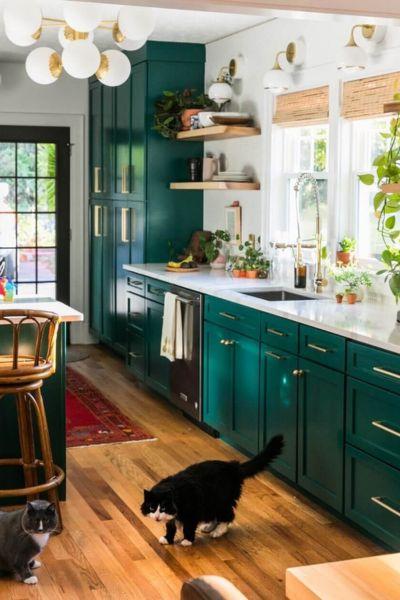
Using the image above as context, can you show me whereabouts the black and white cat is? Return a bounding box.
[141,434,283,546]
[0,500,58,584]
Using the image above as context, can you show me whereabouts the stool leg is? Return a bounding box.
[31,388,63,531]
[16,393,38,500]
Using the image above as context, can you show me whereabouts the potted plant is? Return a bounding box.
[238,237,267,279]
[154,89,217,139]
[231,257,246,278]
[256,257,271,279]
[200,230,231,269]
[337,237,356,265]
[330,265,372,304]
[358,100,400,307]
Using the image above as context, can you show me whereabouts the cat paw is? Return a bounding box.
[31,560,42,569]
[159,536,169,545]
[199,521,217,533]
[210,523,229,538]
[181,539,193,547]
[24,576,38,585]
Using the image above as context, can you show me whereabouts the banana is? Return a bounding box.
[168,255,194,268]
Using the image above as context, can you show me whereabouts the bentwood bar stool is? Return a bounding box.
[0,310,65,529]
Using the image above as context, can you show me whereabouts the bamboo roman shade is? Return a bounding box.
[273,86,329,126]
[342,72,400,119]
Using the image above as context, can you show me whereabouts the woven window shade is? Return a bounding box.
[273,86,329,126]
[342,72,400,119]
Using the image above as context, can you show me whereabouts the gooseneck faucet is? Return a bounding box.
[293,172,325,294]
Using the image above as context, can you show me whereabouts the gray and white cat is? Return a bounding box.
[0,500,58,585]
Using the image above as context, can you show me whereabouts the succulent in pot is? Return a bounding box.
[337,237,356,265]
[238,237,267,279]
[330,265,372,304]
[200,229,231,269]
[153,89,217,139]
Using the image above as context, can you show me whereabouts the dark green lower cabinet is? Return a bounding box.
[145,299,171,398]
[126,329,145,380]
[345,445,400,549]
[298,358,345,511]
[261,345,298,482]
[203,322,259,455]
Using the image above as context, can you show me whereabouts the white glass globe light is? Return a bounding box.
[336,44,367,72]
[262,67,291,94]
[4,0,42,36]
[62,40,101,79]
[63,1,103,33]
[96,50,131,87]
[117,7,156,41]
[115,37,146,51]
[58,26,93,48]
[5,26,40,47]
[26,47,62,85]
[208,81,233,106]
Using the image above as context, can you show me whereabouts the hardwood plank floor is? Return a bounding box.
[0,345,383,599]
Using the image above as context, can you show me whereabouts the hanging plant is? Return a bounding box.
[153,88,217,139]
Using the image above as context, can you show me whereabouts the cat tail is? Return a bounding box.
[239,435,284,479]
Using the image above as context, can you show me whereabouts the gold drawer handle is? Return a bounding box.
[307,343,328,353]
[265,351,285,360]
[293,369,304,377]
[267,328,285,337]
[94,166,102,193]
[372,420,400,438]
[371,496,400,518]
[129,352,143,359]
[373,366,400,380]
[220,339,235,346]
[121,207,129,243]
[94,205,102,237]
[121,165,129,194]
[219,311,238,321]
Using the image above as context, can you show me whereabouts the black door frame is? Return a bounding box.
[0,125,70,304]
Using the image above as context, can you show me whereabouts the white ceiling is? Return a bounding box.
[0,0,269,62]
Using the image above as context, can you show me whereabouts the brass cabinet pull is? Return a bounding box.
[219,311,237,320]
[129,351,143,359]
[94,205,102,237]
[372,420,400,438]
[373,366,400,380]
[267,327,285,337]
[128,278,142,287]
[220,339,235,346]
[121,165,129,194]
[293,369,304,376]
[371,496,400,518]
[94,166,102,193]
[265,351,285,360]
[121,207,129,243]
[307,342,328,353]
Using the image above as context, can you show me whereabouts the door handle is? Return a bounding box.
[129,351,143,359]
[94,166,102,193]
[293,369,304,376]
[373,366,400,380]
[121,207,129,243]
[265,351,285,360]
[371,420,400,438]
[371,496,400,518]
[307,343,329,353]
[121,165,129,194]
[219,311,238,321]
[94,205,102,237]
[267,327,285,337]
[220,339,235,346]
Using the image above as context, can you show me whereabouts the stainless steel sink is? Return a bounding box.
[240,289,318,302]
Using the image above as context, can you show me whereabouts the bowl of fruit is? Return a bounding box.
[166,255,199,272]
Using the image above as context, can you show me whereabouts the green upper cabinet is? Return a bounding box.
[131,62,146,202]
[114,77,132,199]
[298,358,345,511]
[89,82,103,198]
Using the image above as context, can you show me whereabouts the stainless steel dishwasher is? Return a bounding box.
[170,285,202,421]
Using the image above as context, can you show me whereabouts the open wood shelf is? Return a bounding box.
[170,181,260,191]
[176,125,261,141]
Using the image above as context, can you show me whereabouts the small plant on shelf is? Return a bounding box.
[200,230,231,269]
[153,89,217,139]
[330,265,372,304]
[337,236,356,265]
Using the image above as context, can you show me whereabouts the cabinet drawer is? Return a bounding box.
[126,331,145,380]
[299,325,345,371]
[127,292,145,334]
[261,313,298,354]
[204,296,260,340]
[126,274,144,295]
[145,278,171,305]
[347,341,400,395]
[345,446,400,550]
[347,377,400,470]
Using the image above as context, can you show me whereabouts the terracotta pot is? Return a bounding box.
[336,251,352,265]
[181,108,202,131]
[346,292,357,305]
[232,269,241,278]
[246,270,259,279]
[239,270,246,278]
[335,294,344,304]
[380,183,400,193]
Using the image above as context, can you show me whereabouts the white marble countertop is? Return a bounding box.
[0,298,83,323]
[124,263,400,354]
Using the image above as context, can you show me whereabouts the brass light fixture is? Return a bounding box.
[337,24,386,72]
[263,42,299,94]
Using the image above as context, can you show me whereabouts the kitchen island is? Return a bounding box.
[0,299,83,502]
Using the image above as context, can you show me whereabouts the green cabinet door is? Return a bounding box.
[298,358,345,511]
[131,62,146,202]
[101,203,115,345]
[89,82,103,198]
[114,77,133,199]
[145,299,170,398]
[261,345,298,482]
[102,86,114,198]
[89,201,103,335]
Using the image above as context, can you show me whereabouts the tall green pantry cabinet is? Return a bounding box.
[89,42,205,353]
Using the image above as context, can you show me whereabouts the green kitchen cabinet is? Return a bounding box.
[261,344,298,482]
[203,322,260,455]
[145,299,171,398]
[89,201,103,335]
[298,358,345,511]
[113,77,132,199]
[89,81,103,198]
[101,202,115,345]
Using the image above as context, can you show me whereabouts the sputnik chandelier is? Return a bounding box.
[3,1,156,86]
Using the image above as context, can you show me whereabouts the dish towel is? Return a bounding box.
[160,292,183,362]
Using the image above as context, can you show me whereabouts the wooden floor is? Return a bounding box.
[0,345,383,600]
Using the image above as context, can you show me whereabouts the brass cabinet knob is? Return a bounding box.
[292,369,304,376]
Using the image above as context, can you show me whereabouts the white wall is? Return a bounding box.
[0,63,90,343]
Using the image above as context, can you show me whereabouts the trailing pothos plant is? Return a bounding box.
[359,108,400,302]
[153,89,217,139]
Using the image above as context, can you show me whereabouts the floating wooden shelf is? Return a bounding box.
[170,181,260,191]
[176,125,261,141]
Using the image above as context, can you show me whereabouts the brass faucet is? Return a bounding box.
[293,173,326,294]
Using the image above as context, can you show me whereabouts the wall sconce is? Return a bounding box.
[263,42,299,94]
[336,24,386,73]
[208,58,242,107]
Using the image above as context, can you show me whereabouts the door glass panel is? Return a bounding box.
[17,143,36,177]
[37,282,56,298]
[38,248,56,281]
[37,143,56,177]
[0,215,16,246]
[0,178,16,211]
[37,214,56,246]
[17,214,36,246]
[18,248,37,281]
[17,178,35,211]
[37,179,55,211]
[0,143,16,176]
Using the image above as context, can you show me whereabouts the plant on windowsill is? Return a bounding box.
[200,229,231,269]
[358,100,400,304]
[153,89,217,139]
[238,237,270,279]
[330,265,372,305]
[336,236,356,266]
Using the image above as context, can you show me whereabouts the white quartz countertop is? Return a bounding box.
[124,263,400,354]
[0,298,83,323]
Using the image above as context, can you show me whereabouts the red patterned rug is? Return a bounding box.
[66,367,155,448]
